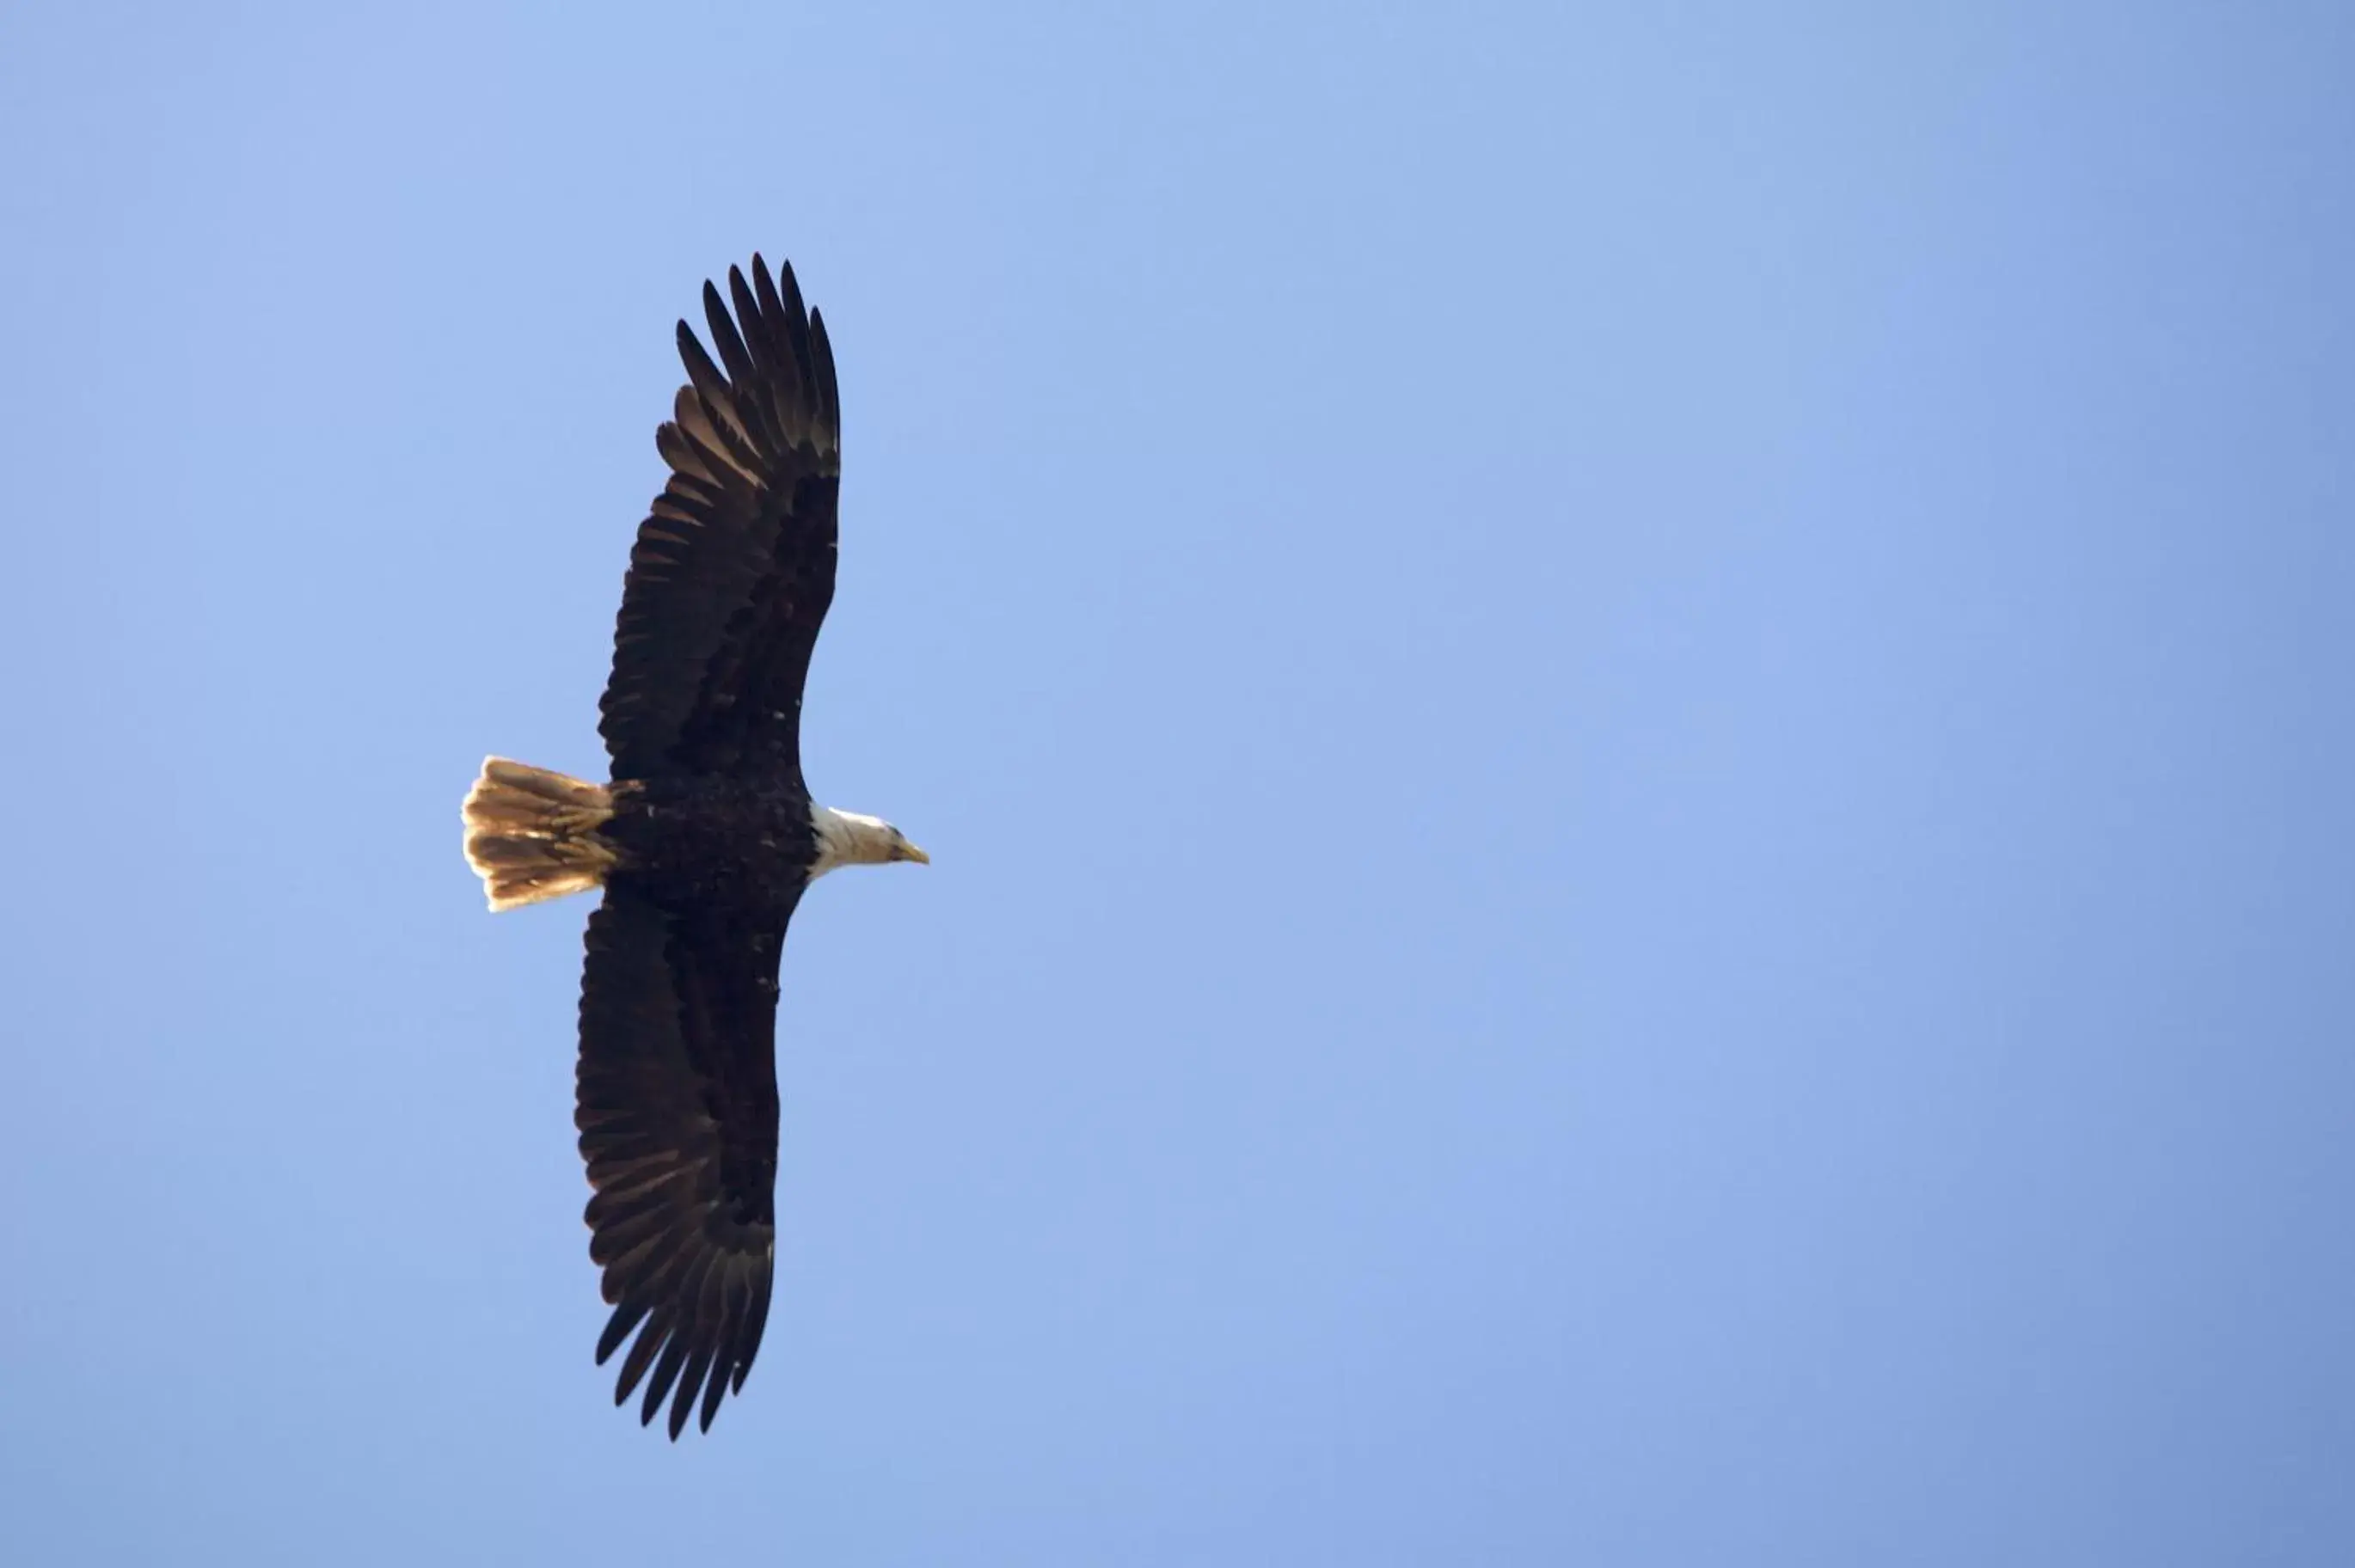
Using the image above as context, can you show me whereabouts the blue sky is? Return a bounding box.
[4,2,2352,1563]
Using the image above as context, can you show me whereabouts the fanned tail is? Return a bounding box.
[461,757,617,911]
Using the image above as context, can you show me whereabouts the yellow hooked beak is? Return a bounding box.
[897,840,931,865]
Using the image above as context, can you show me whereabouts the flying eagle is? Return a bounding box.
[460,254,927,1438]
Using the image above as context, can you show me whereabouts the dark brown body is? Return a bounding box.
[601,775,819,916]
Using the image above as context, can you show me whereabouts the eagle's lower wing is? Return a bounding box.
[574,883,796,1437]
[598,254,841,784]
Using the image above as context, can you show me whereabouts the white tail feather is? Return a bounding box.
[460,757,617,911]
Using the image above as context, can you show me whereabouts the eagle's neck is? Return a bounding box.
[808,804,896,878]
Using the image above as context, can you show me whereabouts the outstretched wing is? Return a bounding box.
[598,254,842,783]
[574,883,796,1437]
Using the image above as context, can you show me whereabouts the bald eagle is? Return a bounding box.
[459,254,927,1438]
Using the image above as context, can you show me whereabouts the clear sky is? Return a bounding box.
[3,3,2351,1563]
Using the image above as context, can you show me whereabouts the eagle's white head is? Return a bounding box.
[810,805,929,878]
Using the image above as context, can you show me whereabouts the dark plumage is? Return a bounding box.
[460,254,927,1438]
[601,254,841,782]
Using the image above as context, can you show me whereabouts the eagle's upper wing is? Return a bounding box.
[598,254,841,783]
[574,883,794,1437]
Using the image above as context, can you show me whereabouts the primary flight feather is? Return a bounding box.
[459,254,927,1438]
